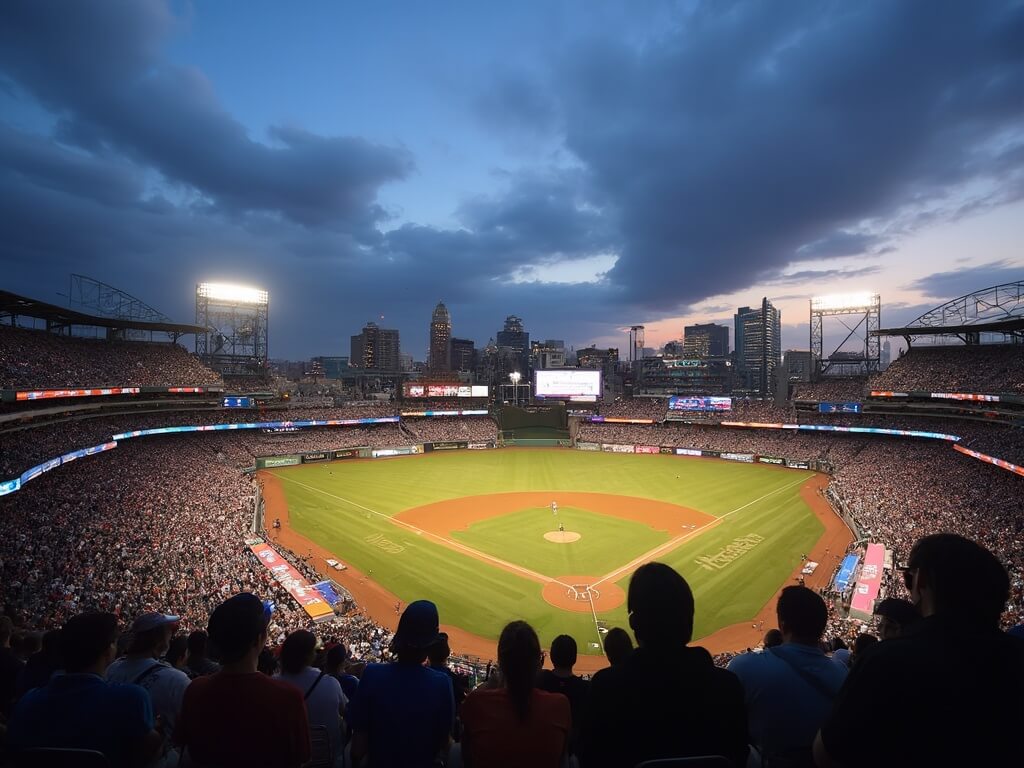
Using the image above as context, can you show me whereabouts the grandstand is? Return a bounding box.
[1,283,1021,766]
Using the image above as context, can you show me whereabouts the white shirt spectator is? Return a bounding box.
[277,666,348,755]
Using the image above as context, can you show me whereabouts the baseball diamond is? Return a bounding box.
[262,447,850,668]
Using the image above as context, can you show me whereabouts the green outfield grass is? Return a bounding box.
[450,506,669,577]
[270,448,824,653]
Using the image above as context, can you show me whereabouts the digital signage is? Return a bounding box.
[667,396,732,412]
[534,370,602,399]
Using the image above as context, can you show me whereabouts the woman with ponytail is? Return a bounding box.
[461,620,571,767]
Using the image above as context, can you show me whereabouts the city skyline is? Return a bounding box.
[1,1,1021,361]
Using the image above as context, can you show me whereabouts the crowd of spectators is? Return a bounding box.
[791,378,869,402]
[0,326,223,390]
[872,344,1024,394]
[401,417,498,444]
[12,541,1019,767]
[595,398,667,419]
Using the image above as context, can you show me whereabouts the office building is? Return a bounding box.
[351,322,401,371]
[496,315,530,374]
[450,337,475,373]
[682,323,730,358]
[429,302,452,371]
[734,298,781,397]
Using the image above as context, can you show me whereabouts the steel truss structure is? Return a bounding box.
[195,284,269,376]
[877,281,1023,346]
[68,274,175,341]
[810,293,881,377]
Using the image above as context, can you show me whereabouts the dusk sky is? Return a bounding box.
[1,1,1022,361]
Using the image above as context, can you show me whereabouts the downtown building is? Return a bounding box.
[496,315,530,375]
[734,298,782,397]
[429,302,452,371]
[350,322,401,371]
[682,323,730,358]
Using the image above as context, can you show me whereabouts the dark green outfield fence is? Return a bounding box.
[497,405,570,446]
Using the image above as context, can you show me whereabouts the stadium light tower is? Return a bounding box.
[509,370,522,406]
[196,282,269,377]
[810,292,881,378]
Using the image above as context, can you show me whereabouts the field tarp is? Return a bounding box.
[250,543,335,621]
[850,543,885,619]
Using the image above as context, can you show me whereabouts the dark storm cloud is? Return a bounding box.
[765,266,882,286]
[907,261,1024,300]
[2,0,1023,359]
[0,0,413,235]
[525,0,1024,311]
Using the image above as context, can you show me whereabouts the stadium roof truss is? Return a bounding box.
[874,281,1024,345]
[0,289,206,339]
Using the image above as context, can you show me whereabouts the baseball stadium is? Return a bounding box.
[1,279,1022,764]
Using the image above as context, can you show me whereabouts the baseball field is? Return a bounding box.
[261,448,845,661]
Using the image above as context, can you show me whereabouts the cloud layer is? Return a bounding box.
[1,0,1022,357]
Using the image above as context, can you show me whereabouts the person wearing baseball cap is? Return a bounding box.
[348,600,455,768]
[106,611,190,763]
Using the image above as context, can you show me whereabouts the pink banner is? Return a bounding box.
[16,387,140,400]
[250,543,335,620]
[850,543,885,617]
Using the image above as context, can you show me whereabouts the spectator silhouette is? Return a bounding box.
[461,620,571,768]
[184,630,220,679]
[872,598,918,641]
[602,627,634,667]
[0,616,25,719]
[763,628,784,648]
[580,562,748,767]
[536,633,589,755]
[728,586,846,767]
[7,612,162,767]
[815,534,1024,767]
[347,599,454,768]
[176,593,310,768]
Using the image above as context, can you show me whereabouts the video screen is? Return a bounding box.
[534,369,602,399]
[818,402,861,413]
[667,396,732,412]
[403,383,489,398]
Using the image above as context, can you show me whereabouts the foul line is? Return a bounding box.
[274,473,575,589]
[589,475,810,590]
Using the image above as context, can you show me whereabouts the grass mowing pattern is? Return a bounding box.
[450,506,669,577]
[272,449,823,653]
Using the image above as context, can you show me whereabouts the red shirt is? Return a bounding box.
[177,671,310,768]
[461,687,571,768]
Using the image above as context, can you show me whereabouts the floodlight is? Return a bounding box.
[197,283,269,305]
[810,292,877,311]
[509,371,522,384]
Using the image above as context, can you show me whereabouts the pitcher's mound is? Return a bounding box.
[544,531,581,543]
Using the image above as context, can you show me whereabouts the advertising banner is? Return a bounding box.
[426,441,467,452]
[720,422,960,442]
[0,478,21,496]
[930,392,1000,402]
[659,446,674,454]
[721,452,754,463]
[167,387,208,393]
[16,387,141,401]
[257,455,301,468]
[601,443,635,453]
[675,448,702,457]
[758,456,785,465]
[953,444,1024,477]
[634,445,660,454]
[333,448,361,460]
[785,459,810,469]
[850,543,885,618]
[372,446,423,458]
[222,396,253,408]
[834,554,860,592]
[588,416,656,424]
[250,543,335,621]
[467,441,495,450]
[301,452,329,463]
[576,442,600,451]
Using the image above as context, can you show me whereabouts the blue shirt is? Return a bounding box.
[8,673,154,767]
[347,662,454,768]
[727,644,847,759]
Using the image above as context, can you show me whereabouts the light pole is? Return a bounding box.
[509,371,521,406]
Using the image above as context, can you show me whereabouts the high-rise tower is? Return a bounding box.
[429,301,452,371]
